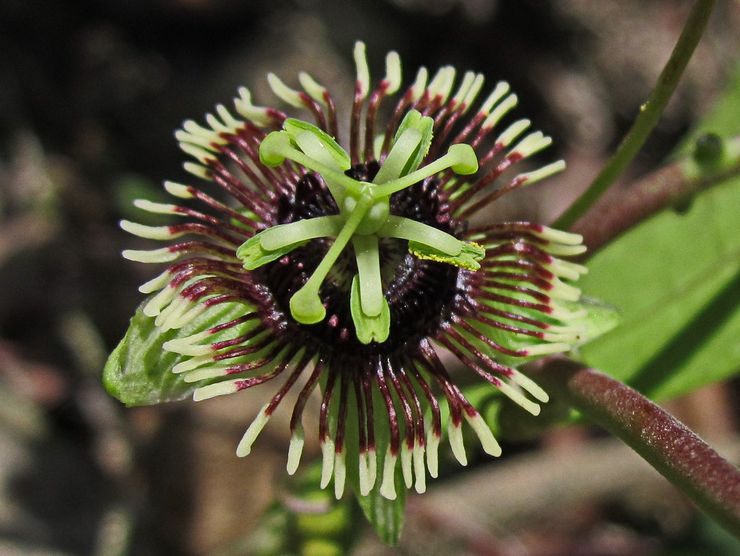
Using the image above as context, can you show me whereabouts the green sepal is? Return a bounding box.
[103,300,251,406]
[471,295,620,367]
[408,240,485,271]
[350,275,391,344]
[339,381,406,545]
[354,479,406,546]
[236,234,307,270]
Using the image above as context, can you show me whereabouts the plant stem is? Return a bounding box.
[535,357,740,536]
[572,139,740,253]
[555,0,716,230]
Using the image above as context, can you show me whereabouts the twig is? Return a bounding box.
[571,143,740,253]
[533,357,740,536]
[555,0,716,229]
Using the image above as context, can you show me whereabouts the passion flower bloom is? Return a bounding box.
[118,42,587,500]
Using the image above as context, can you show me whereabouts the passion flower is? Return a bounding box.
[113,42,588,500]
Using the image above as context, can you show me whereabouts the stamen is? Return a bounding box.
[352,236,384,317]
[373,127,424,185]
[289,195,372,324]
[259,130,361,196]
[372,143,478,197]
[258,216,343,250]
[378,216,463,255]
[283,118,351,171]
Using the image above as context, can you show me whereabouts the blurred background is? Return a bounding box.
[1,0,739,554]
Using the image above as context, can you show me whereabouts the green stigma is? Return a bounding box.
[238,111,484,344]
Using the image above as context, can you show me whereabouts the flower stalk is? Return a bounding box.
[534,356,740,536]
[572,135,740,253]
[555,0,717,229]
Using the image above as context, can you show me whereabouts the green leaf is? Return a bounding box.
[103,300,249,406]
[579,179,740,400]
[570,296,622,348]
[578,61,740,400]
[341,385,406,545]
[354,480,406,546]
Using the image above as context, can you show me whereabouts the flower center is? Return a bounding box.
[237,111,483,344]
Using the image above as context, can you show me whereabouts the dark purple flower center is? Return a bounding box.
[254,162,471,353]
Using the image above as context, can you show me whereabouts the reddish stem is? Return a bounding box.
[533,357,740,536]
